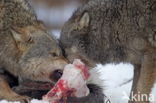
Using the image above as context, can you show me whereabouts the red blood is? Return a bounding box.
[47,79,68,97]
[57,79,68,91]
[47,86,58,97]
[75,64,90,80]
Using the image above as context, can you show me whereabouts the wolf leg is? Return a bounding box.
[129,54,156,103]
[0,75,31,103]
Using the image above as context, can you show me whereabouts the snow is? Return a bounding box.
[0,99,48,103]
[95,63,134,103]
[0,100,20,103]
[151,83,156,103]
[0,63,156,103]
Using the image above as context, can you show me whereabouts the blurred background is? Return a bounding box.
[30,0,87,38]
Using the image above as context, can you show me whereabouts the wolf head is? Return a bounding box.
[0,0,68,85]
[60,0,129,65]
[60,11,96,67]
[10,24,68,84]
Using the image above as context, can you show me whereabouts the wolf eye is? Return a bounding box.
[27,37,33,43]
[51,53,57,57]
[49,51,59,57]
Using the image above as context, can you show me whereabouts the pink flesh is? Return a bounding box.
[43,80,67,103]
[43,59,90,103]
[74,64,90,80]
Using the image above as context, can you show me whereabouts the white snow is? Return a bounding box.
[0,100,20,103]
[95,63,134,103]
[150,83,156,103]
[0,99,48,103]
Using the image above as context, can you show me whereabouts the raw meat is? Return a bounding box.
[43,59,90,103]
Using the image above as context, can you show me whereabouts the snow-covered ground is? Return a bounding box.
[96,63,133,103]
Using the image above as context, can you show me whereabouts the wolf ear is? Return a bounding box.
[11,27,32,51]
[79,12,90,29]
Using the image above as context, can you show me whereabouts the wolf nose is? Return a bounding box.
[50,69,63,82]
